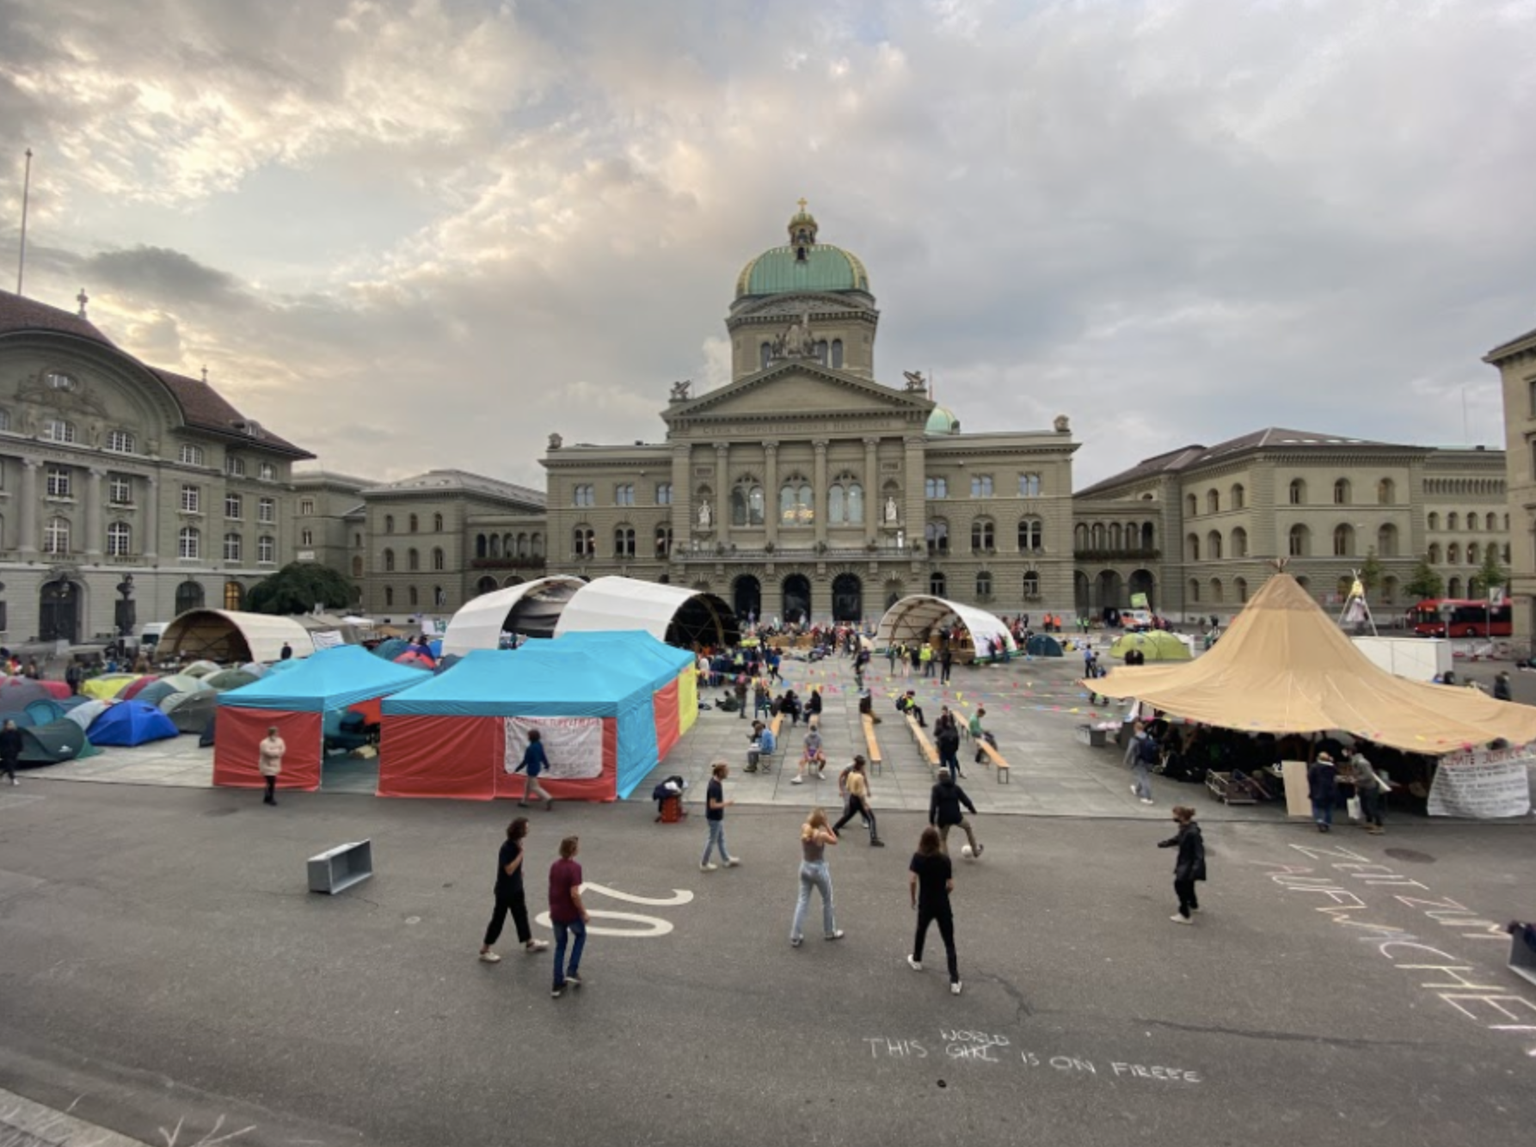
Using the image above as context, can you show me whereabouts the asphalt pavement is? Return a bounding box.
[1,780,1533,1147]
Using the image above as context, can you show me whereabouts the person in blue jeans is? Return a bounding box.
[790,808,843,946]
[548,835,588,999]
[700,761,741,871]
[514,728,553,810]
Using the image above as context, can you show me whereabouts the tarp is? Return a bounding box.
[166,691,218,735]
[876,596,1017,659]
[1025,634,1063,657]
[217,645,430,713]
[159,610,316,665]
[1109,631,1192,662]
[440,576,588,657]
[553,577,739,648]
[18,719,88,764]
[213,707,324,791]
[540,631,696,758]
[61,698,110,731]
[80,674,143,700]
[1091,572,1536,755]
[203,669,261,691]
[87,700,180,746]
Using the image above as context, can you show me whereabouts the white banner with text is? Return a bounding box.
[1427,745,1533,819]
[504,717,605,780]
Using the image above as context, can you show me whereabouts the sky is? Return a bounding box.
[2,0,1534,490]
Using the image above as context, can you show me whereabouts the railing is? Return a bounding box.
[470,557,546,570]
[1073,548,1161,562]
[674,544,923,561]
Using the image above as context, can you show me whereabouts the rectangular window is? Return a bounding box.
[301,528,314,546]
[656,482,673,505]
[258,535,275,563]
[574,484,594,507]
[925,477,947,499]
[178,444,205,466]
[180,484,201,513]
[615,484,635,506]
[178,528,200,559]
[299,498,315,515]
[0,409,10,431]
[43,419,76,443]
[225,493,242,519]
[971,475,994,498]
[109,474,132,505]
[258,462,275,481]
[106,429,135,454]
[1018,473,1041,497]
[107,522,131,557]
[258,497,275,523]
[46,468,72,498]
[224,533,242,561]
[226,455,246,477]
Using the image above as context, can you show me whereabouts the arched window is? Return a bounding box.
[1186,533,1200,562]
[408,513,419,532]
[1428,542,1442,563]
[573,526,594,558]
[515,534,527,558]
[1018,473,1042,497]
[1447,576,1462,598]
[1465,511,1478,532]
[828,473,863,525]
[975,571,993,599]
[1023,572,1040,598]
[830,339,844,368]
[107,521,131,557]
[489,534,502,558]
[409,586,419,606]
[406,548,418,571]
[1186,493,1198,517]
[1210,578,1223,603]
[1231,484,1245,510]
[1289,479,1306,505]
[433,513,444,532]
[760,343,772,369]
[655,524,674,558]
[779,476,813,525]
[1334,479,1351,505]
[178,526,200,559]
[1427,512,1439,530]
[224,581,244,610]
[614,526,636,558]
[1109,523,1123,551]
[1447,512,1459,530]
[1467,542,1480,566]
[432,547,445,570]
[1288,524,1309,557]
[930,571,947,597]
[1231,527,1248,558]
[971,519,995,552]
[1447,542,1460,564]
[175,580,205,613]
[1075,522,1088,551]
[1091,523,1105,549]
[476,534,487,558]
[352,555,364,577]
[1333,524,1354,556]
[531,533,544,558]
[732,477,765,526]
[1018,517,1043,551]
[43,517,71,555]
[1141,522,1155,550]
[925,519,950,554]
[1376,524,1398,557]
[1207,531,1222,560]
[384,514,395,533]
[1378,478,1395,504]
[828,484,844,525]
[1207,490,1219,514]
[1235,577,1249,603]
[1487,512,1498,531]
[1188,579,1200,603]
[383,547,396,571]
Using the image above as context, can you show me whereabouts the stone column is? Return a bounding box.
[762,442,779,548]
[813,439,829,547]
[143,475,160,559]
[863,437,880,546]
[903,436,925,553]
[671,445,690,558]
[18,457,40,557]
[715,443,730,545]
[85,468,105,558]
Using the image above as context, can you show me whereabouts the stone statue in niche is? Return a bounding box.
[698,500,712,528]
[885,496,898,523]
[547,432,563,450]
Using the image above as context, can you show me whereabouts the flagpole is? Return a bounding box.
[16,147,33,295]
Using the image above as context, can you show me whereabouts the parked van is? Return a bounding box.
[139,622,170,651]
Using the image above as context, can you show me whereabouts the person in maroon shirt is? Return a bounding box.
[548,835,589,998]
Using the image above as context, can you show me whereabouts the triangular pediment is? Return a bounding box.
[666,362,931,424]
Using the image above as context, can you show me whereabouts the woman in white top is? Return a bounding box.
[258,726,286,806]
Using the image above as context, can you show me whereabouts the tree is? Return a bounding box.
[1359,548,1384,599]
[1404,555,1444,602]
[244,562,354,615]
[1474,543,1509,601]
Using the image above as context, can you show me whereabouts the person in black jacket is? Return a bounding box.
[0,718,22,785]
[1158,805,1205,924]
[1307,752,1338,833]
[928,770,981,857]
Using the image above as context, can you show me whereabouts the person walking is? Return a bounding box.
[889,642,902,678]
[700,761,741,871]
[1308,751,1338,833]
[919,643,934,678]
[1349,746,1390,835]
[479,817,550,962]
[832,756,885,846]
[0,718,22,786]
[1124,721,1156,805]
[909,644,922,679]
[734,675,749,720]
[258,725,286,806]
[790,808,843,946]
[907,826,961,995]
[935,715,963,780]
[64,658,83,696]
[548,835,588,998]
[513,728,555,811]
[1158,805,1206,924]
[928,770,982,857]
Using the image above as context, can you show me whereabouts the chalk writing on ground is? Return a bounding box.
[1255,842,1536,1047]
[534,882,694,938]
[860,1032,1202,1084]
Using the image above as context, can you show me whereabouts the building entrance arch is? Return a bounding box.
[1128,569,1156,610]
[782,574,811,626]
[733,575,762,624]
[39,578,81,643]
[831,574,862,623]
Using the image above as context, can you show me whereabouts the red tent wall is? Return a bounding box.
[493,717,618,803]
[376,715,499,799]
[652,678,681,759]
[213,708,323,791]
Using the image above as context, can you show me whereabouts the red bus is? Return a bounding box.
[1409,599,1511,638]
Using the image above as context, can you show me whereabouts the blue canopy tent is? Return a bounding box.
[379,646,663,802]
[213,644,430,791]
[88,700,180,747]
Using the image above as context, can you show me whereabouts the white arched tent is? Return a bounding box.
[554,577,739,648]
[440,576,587,657]
[159,610,317,665]
[875,595,1017,660]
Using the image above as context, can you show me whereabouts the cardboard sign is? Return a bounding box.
[1281,761,1313,819]
[504,717,604,780]
[1427,746,1533,819]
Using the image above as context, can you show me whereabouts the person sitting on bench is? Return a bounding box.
[896,690,927,727]
[858,690,881,724]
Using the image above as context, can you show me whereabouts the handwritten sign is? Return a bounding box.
[861,1032,1202,1084]
[1426,746,1533,819]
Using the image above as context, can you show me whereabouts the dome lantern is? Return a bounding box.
[788,197,819,259]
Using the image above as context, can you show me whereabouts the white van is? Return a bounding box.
[139,622,170,651]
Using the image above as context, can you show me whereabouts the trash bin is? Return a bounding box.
[659,795,683,824]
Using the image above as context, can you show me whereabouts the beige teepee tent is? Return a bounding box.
[1089,572,1536,755]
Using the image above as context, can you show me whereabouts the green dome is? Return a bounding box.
[926,406,961,435]
[735,201,870,298]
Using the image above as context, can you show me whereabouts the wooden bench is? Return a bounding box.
[906,714,940,770]
[977,739,1010,784]
[861,715,884,775]
[769,712,785,743]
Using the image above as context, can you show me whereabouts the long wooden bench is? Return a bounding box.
[977,739,1010,784]
[861,715,884,775]
[906,714,940,770]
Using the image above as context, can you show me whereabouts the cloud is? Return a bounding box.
[1,0,1533,492]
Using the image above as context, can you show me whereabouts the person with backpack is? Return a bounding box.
[935,712,963,780]
[1158,806,1206,924]
[907,826,962,995]
[1124,721,1157,805]
[832,756,884,846]
[928,770,981,857]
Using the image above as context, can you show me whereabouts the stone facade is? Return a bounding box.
[0,289,312,644]
[292,471,370,598]
[1488,322,1536,643]
[1075,429,1508,621]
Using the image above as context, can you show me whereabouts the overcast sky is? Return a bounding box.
[2,0,1533,489]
